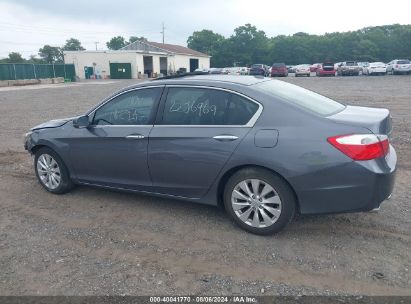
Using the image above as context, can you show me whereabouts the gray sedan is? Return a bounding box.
[24,75,396,235]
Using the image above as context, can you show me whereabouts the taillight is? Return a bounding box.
[327,134,389,161]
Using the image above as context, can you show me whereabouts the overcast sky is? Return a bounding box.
[1,0,410,58]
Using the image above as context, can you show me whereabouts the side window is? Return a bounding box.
[162,87,259,125]
[225,93,259,125]
[93,88,161,125]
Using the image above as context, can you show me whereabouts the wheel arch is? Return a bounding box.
[30,144,47,154]
[216,164,300,213]
[31,143,73,179]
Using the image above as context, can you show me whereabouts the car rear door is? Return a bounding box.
[148,86,262,198]
[68,86,163,190]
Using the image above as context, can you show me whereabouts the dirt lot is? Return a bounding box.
[0,76,409,296]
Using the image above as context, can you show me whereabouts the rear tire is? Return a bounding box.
[34,147,74,194]
[223,168,296,235]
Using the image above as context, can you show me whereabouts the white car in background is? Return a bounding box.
[294,64,311,77]
[194,68,210,73]
[363,62,387,76]
[387,59,411,75]
[357,62,369,75]
[223,67,249,75]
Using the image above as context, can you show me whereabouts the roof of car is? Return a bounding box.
[142,75,270,87]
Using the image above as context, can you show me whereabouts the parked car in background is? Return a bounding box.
[25,75,397,235]
[294,64,310,77]
[363,62,387,76]
[287,65,296,73]
[194,68,210,73]
[386,59,411,75]
[334,62,342,70]
[337,61,360,76]
[316,62,336,76]
[239,67,249,75]
[310,63,321,72]
[249,64,268,76]
[225,67,249,75]
[221,68,231,74]
[209,68,224,74]
[271,63,288,77]
[357,62,369,74]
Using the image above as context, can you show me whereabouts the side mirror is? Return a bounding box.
[73,115,90,128]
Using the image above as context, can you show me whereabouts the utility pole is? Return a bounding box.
[160,22,165,44]
[94,41,99,50]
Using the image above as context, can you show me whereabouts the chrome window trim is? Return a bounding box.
[89,125,154,128]
[160,85,263,128]
[86,84,263,128]
[154,125,251,128]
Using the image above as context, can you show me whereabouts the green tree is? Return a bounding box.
[27,55,45,64]
[229,24,270,66]
[129,36,147,43]
[62,38,85,51]
[187,23,411,66]
[353,39,379,61]
[106,36,127,50]
[187,29,226,67]
[38,45,63,63]
[1,52,26,63]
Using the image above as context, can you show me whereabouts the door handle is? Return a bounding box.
[213,135,239,141]
[125,134,145,139]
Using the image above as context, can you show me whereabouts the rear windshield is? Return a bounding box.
[346,61,357,66]
[251,64,263,68]
[272,63,285,67]
[256,80,345,116]
[397,60,410,64]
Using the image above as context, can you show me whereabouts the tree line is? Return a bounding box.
[187,24,411,67]
[2,24,410,66]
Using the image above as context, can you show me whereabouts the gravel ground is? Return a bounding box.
[0,76,409,296]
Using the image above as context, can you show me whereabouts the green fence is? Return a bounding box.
[0,63,76,81]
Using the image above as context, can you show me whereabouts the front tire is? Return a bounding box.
[34,147,74,194]
[223,168,296,235]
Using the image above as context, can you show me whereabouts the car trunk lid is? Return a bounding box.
[327,105,392,136]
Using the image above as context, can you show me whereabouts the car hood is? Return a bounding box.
[31,116,77,131]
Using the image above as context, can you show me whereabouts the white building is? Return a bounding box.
[64,40,210,80]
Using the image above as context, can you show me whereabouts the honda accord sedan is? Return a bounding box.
[24,75,396,235]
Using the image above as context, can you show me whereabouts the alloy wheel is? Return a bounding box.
[37,154,61,190]
[231,179,282,228]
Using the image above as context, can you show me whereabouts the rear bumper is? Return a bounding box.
[340,69,359,75]
[368,68,386,74]
[250,70,265,75]
[296,145,397,215]
[393,68,411,73]
[318,70,335,75]
[271,72,287,76]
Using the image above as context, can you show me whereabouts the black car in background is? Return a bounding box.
[249,64,268,76]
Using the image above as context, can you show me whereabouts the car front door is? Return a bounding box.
[148,86,262,198]
[68,86,163,190]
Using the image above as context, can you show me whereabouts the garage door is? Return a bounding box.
[109,63,132,79]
